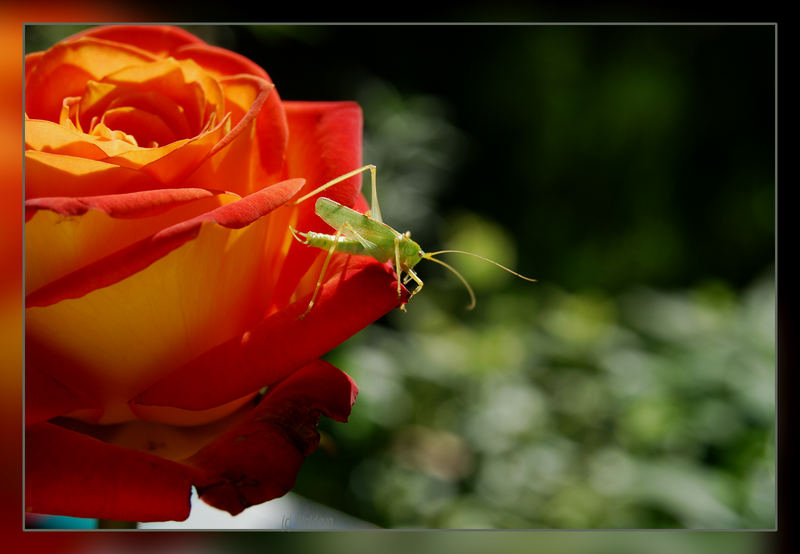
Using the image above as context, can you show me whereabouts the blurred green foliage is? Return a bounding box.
[25,24,775,531]
[303,271,774,528]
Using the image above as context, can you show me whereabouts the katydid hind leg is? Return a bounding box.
[368,164,382,223]
[393,235,405,310]
[290,164,377,208]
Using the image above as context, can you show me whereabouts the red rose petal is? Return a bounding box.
[188,359,357,515]
[26,422,193,521]
[25,186,219,221]
[133,256,404,411]
[25,37,157,122]
[25,188,231,293]
[107,89,193,141]
[65,25,205,57]
[24,51,44,81]
[26,118,138,160]
[25,151,163,198]
[76,81,194,142]
[99,105,179,147]
[172,46,289,184]
[98,57,225,138]
[26,178,304,308]
[25,359,100,425]
[255,87,289,179]
[26,179,308,424]
[184,74,285,197]
[268,101,366,309]
[283,101,365,210]
[26,360,357,520]
[174,42,271,82]
[103,117,230,186]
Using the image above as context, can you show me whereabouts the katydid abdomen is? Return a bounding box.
[297,230,393,263]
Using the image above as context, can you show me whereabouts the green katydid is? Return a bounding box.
[288,164,536,318]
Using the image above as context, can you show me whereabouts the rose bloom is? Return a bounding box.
[25,25,406,522]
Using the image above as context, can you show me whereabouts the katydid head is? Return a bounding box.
[398,231,424,270]
[419,249,537,310]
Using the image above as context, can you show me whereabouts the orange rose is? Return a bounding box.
[25,25,405,521]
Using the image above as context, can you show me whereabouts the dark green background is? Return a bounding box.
[220,25,774,293]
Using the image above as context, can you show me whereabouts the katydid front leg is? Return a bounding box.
[404,267,424,301]
[300,226,344,319]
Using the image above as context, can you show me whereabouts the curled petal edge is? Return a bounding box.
[25,187,219,222]
[26,359,358,520]
[188,359,358,515]
[25,178,305,308]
